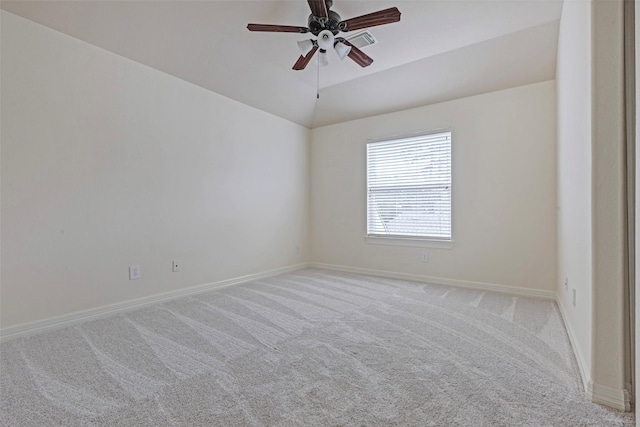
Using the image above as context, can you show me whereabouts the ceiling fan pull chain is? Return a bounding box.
[317,53,320,99]
[247,3,400,72]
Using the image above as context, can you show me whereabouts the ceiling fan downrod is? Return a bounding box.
[246,0,401,71]
[308,0,341,36]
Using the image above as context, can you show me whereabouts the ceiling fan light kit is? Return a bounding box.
[334,41,351,60]
[297,39,315,57]
[247,0,401,71]
[318,50,329,67]
[317,29,335,51]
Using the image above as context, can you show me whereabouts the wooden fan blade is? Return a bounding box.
[307,0,328,18]
[293,46,319,70]
[339,7,401,32]
[339,39,373,67]
[247,24,309,33]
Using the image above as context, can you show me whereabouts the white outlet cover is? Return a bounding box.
[421,252,429,263]
[129,265,140,280]
[172,260,181,272]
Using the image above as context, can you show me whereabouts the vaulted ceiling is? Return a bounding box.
[1,0,563,128]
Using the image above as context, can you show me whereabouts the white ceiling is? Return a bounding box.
[1,0,563,128]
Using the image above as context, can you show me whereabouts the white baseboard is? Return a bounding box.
[310,262,556,299]
[556,296,632,412]
[3,261,632,411]
[587,381,632,412]
[0,263,310,342]
[556,296,590,392]
[314,263,632,412]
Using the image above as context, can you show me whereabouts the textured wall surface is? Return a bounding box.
[311,81,557,293]
[555,0,593,381]
[1,11,310,327]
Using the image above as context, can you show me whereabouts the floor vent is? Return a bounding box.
[345,30,377,49]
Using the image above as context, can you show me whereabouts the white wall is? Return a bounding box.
[1,4,632,412]
[0,11,310,328]
[311,81,557,293]
[556,0,593,384]
[590,0,629,408]
[557,0,630,411]
[636,0,640,420]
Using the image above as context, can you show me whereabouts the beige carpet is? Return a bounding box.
[0,269,634,426]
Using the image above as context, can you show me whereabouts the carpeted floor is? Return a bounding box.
[0,269,634,426]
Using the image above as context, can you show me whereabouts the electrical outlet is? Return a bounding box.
[295,245,300,254]
[129,265,140,280]
[172,260,181,272]
[421,252,429,263]
[564,277,568,291]
[572,289,576,307]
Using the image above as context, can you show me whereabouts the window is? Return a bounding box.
[367,131,451,241]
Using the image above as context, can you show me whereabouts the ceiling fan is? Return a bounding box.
[247,0,401,70]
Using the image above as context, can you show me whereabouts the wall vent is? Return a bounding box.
[345,30,377,49]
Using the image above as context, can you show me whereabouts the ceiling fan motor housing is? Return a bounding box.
[308,10,342,36]
[248,1,400,71]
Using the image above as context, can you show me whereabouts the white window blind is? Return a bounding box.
[367,131,452,240]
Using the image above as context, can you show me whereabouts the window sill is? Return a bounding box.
[365,236,454,249]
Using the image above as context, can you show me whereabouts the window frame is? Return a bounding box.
[365,130,454,249]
